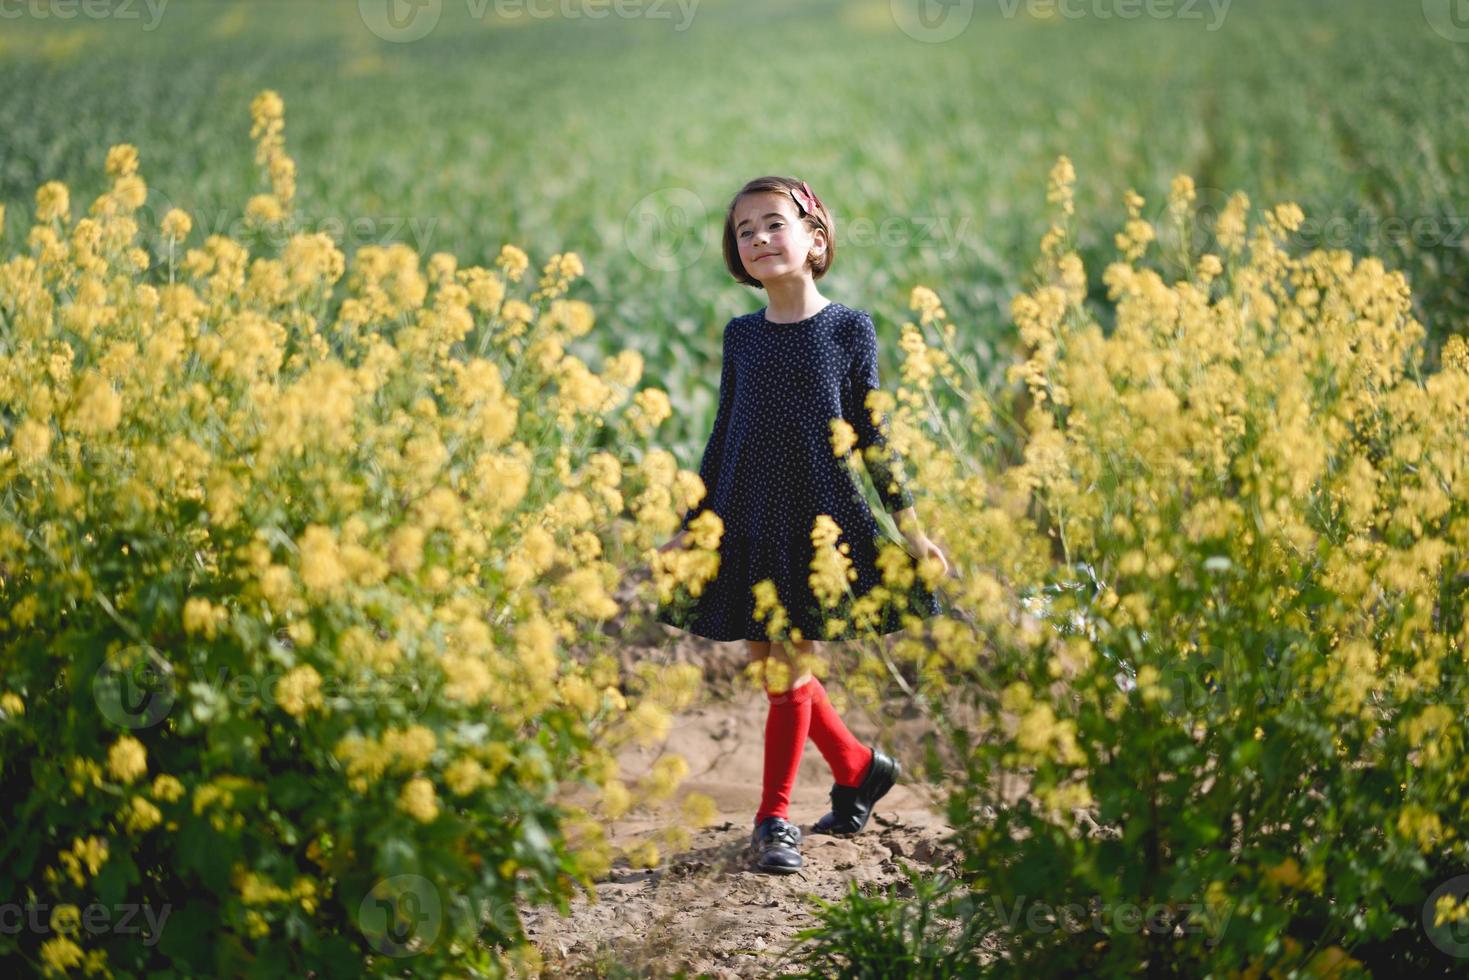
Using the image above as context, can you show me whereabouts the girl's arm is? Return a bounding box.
[842,312,916,515]
[844,315,949,575]
[676,322,737,535]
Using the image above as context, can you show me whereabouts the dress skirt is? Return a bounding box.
[655,527,942,643]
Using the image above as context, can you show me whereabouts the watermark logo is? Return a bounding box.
[1148,184,1240,258]
[359,874,444,957]
[1424,0,1469,43]
[1424,874,1469,958]
[624,187,708,273]
[360,0,443,42]
[93,644,176,730]
[891,0,975,43]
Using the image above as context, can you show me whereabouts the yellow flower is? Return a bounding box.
[1047,156,1076,217]
[105,144,140,179]
[496,244,529,282]
[237,867,291,905]
[809,514,855,608]
[123,795,163,833]
[1167,174,1196,217]
[297,524,346,594]
[161,208,192,241]
[13,418,51,465]
[383,724,437,771]
[40,936,85,975]
[640,754,689,804]
[1434,893,1469,929]
[626,700,671,748]
[1135,664,1167,704]
[274,665,323,718]
[398,776,440,823]
[625,840,659,869]
[502,297,533,324]
[829,417,857,457]
[112,174,147,211]
[630,388,673,436]
[107,735,147,784]
[35,181,70,222]
[1270,202,1305,235]
[69,372,123,435]
[47,905,80,940]
[387,525,425,575]
[151,774,185,803]
[1216,191,1250,253]
[1396,804,1444,851]
[245,193,284,225]
[461,266,506,313]
[182,597,223,639]
[600,779,631,819]
[909,285,947,324]
[1264,856,1303,889]
[58,836,109,887]
[1057,253,1086,304]
[680,791,718,828]
[259,565,294,611]
[444,757,485,796]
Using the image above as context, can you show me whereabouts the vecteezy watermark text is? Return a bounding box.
[890,0,1230,43]
[0,0,168,30]
[0,901,171,947]
[995,0,1231,29]
[359,875,523,957]
[991,892,1233,946]
[358,0,699,43]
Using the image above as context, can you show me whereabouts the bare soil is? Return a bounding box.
[516,627,969,978]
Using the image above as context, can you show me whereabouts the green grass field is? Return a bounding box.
[3,0,1467,453]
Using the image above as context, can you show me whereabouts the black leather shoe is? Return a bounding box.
[750,815,803,874]
[812,749,900,836]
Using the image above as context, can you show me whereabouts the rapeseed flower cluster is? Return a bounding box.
[930,156,1469,973]
[0,91,720,977]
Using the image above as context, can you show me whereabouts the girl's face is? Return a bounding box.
[733,191,826,284]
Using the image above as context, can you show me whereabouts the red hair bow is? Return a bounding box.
[791,180,823,218]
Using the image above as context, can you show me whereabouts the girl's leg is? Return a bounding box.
[757,637,815,694]
[749,640,816,824]
[799,640,875,787]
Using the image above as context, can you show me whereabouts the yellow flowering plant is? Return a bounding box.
[0,93,711,977]
[785,158,1469,975]
[927,160,1469,973]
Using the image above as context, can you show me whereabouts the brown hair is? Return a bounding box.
[722,176,835,287]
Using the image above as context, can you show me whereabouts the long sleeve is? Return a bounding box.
[678,322,736,534]
[841,312,915,513]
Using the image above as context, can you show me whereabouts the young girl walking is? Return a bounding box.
[654,176,951,874]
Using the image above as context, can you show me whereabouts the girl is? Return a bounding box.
[654,176,951,875]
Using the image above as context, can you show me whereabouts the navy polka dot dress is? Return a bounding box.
[656,301,942,642]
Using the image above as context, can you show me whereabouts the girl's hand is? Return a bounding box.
[903,533,952,578]
[656,529,689,555]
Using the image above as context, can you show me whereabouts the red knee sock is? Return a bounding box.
[755,678,817,824]
[806,677,875,787]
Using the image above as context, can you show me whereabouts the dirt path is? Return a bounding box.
[517,634,966,978]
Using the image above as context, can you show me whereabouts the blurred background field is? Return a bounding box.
[3,0,1466,458]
